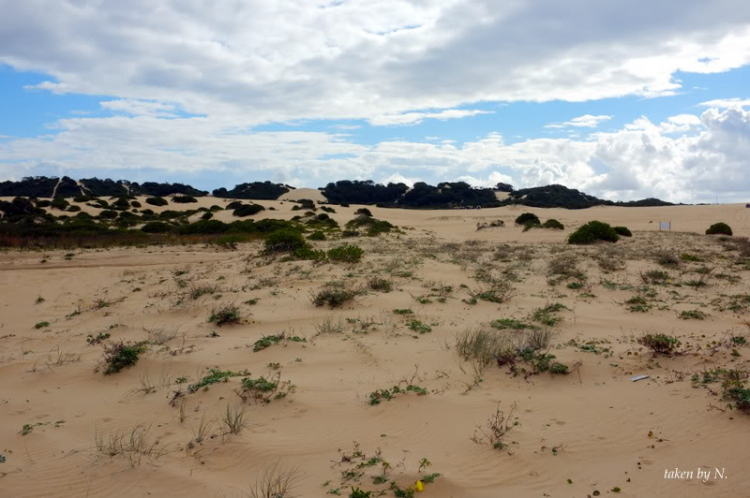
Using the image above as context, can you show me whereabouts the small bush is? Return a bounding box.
[368,277,392,292]
[145,196,168,206]
[614,226,632,237]
[568,221,619,245]
[706,222,732,236]
[172,195,198,203]
[265,229,307,253]
[542,219,564,230]
[50,197,70,210]
[99,210,118,220]
[233,204,265,217]
[102,341,146,375]
[655,250,679,267]
[141,221,172,233]
[638,333,680,355]
[291,246,326,261]
[328,244,364,263]
[308,231,326,241]
[208,304,241,326]
[311,284,361,308]
[515,213,540,225]
[342,230,360,237]
[355,208,372,217]
[34,321,50,329]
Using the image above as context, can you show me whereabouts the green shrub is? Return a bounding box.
[568,221,619,245]
[638,333,680,355]
[308,230,326,241]
[311,285,360,307]
[172,195,197,203]
[342,230,360,237]
[179,219,228,234]
[49,197,69,210]
[614,226,632,237]
[34,321,50,329]
[67,205,81,212]
[327,244,364,263]
[141,221,172,233]
[226,201,244,209]
[292,246,326,261]
[145,196,168,206]
[706,222,732,236]
[265,229,307,252]
[99,210,118,220]
[233,204,265,217]
[201,211,213,220]
[368,277,392,292]
[208,304,241,326]
[355,208,372,217]
[542,219,564,230]
[515,213,540,225]
[102,341,146,375]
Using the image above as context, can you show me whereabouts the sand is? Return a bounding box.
[1,200,749,497]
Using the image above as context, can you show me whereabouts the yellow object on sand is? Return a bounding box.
[415,480,425,492]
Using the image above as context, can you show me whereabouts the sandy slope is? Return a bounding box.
[0,201,749,497]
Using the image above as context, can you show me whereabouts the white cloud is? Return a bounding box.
[455,172,514,188]
[698,98,750,108]
[382,173,419,187]
[2,1,750,125]
[368,109,492,126]
[545,115,612,129]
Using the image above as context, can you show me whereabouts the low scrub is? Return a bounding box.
[515,213,540,226]
[233,204,265,217]
[542,219,564,230]
[208,304,241,326]
[614,226,632,237]
[638,333,681,355]
[102,341,147,375]
[706,222,732,236]
[253,333,306,352]
[265,228,307,253]
[568,221,619,245]
[327,244,364,263]
[310,282,362,308]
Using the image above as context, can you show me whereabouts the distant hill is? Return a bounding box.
[320,180,673,209]
[501,184,674,209]
[0,176,208,198]
[0,175,674,208]
[213,181,291,200]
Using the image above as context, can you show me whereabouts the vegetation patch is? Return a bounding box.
[208,304,241,326]
[568,221,619,245]
[638,333,681,355]
[188,368,249,393]
[706,222,732,236]
[102,341,147,375]
[253,333,307,352]
[328,244,364,263]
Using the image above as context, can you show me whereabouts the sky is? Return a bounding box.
[1,1,750,203]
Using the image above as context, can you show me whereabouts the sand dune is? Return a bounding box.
[1,201,748,497]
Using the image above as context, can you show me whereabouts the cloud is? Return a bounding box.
[698,98,750,108]
[2,0,750,125]
[382,173,419,187]
[368,109,492,126]
[99,99,180,117]
[545,115,613,129]
[2,105,748,203]
[455,172,514,188]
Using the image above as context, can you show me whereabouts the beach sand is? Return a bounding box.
[1,199,748,497]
